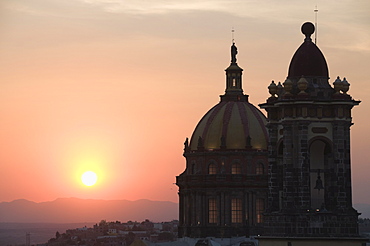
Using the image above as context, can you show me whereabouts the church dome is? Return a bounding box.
[189,101,268,150]
[288,22,328,79]
[188,43,268,151]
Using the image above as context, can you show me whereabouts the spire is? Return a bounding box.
[220,42,248,102]
[314,5,319,44]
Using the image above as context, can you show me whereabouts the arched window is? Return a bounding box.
[256,163,264,175]
[278,141,284,156]
[191,163,196,174]
[208,163,217,174]
[231,163,242,174]
[310,139,330,210]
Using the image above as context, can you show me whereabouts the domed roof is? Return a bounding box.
[187,42,268,151]
[189,101,268,151]
[288,22,328,79]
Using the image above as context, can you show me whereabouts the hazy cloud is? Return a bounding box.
[81,0,234,14]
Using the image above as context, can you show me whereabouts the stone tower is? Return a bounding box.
[259,22,360,237]
[176,43,269,238]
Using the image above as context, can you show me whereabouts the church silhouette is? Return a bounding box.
[176,22,366,246]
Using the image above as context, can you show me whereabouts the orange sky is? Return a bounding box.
[0,0,369,204]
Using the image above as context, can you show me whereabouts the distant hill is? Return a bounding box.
[0,198,178,223]
[354,203,370,219]
[1,198,367,223]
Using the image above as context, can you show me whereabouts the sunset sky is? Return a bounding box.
[0,0,369,205]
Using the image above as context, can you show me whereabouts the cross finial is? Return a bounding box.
[314,5,319,44]
[231,27,235,44]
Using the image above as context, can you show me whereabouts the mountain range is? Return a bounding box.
[0,198,369,223]
[354,203,370,219]
[0,198,178,223]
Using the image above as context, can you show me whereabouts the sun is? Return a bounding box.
[81,171,98,186]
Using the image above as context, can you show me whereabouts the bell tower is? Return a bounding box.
[259,22,360,237]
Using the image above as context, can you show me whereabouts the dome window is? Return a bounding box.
[208,163,217,175]
[256,198,265,223]
[256,163,264,175]
[231,198,243,223]
[231,163,242,174]
[191,162,197,174]
[208,198,218,224]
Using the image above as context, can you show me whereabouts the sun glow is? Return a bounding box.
[81,171,98,186]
